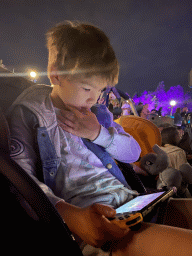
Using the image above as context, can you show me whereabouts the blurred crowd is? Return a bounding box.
[105,91,191,130]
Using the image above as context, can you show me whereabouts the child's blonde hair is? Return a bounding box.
[46,21,119,85]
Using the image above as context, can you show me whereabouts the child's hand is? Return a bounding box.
[55,201,130,248]
[74,204,130,248]
[57,105,101,141]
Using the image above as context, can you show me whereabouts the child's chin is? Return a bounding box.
[80,105,92,109]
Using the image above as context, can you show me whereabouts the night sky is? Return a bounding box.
[1,0,192,96]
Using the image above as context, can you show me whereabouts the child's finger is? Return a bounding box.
[57,115,75,128]
[65,105,90,117]
[57,120,74,134]
[91,203,116,218]
[80,107,91,115]
[59,109,76,121]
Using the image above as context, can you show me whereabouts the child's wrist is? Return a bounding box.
[89,125,101,141]
[55,201,80,233]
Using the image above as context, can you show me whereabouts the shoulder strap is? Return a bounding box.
[82,138,128,187]
[82,138,139,195]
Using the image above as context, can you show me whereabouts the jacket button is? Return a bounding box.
[106,163,112,169]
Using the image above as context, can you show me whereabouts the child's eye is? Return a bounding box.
[83,88,90,92]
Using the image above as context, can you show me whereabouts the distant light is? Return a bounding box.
[30,71,37,78]
[170,100,176,106]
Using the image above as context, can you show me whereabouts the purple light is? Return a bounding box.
[132,81,192,116]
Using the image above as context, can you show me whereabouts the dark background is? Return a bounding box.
[1,0,192,96]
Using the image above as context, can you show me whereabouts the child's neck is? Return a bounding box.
[50,91,67,111]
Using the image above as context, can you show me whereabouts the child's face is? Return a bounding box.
[56,75,108,109]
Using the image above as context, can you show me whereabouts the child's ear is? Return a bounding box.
[49,65,60,85]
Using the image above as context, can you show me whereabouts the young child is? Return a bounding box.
[7,20,140,249]
[7,21,192,255]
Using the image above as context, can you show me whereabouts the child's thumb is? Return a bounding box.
[92,203,116,218]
